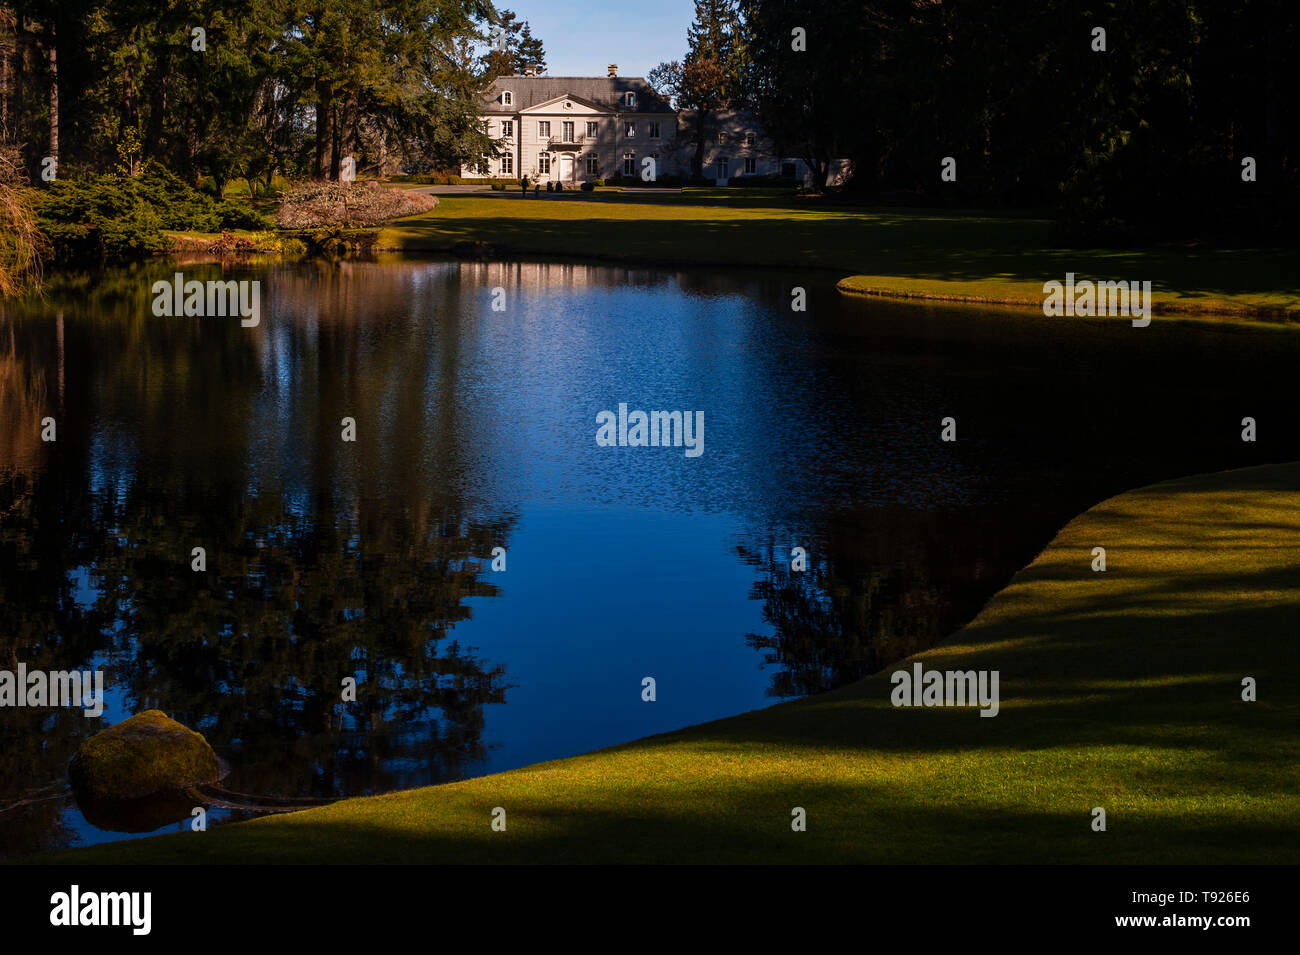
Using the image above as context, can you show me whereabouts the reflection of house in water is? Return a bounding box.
[455,260,620,293]
[452,259,804,314]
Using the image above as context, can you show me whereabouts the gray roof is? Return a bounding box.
[481,75,675,113]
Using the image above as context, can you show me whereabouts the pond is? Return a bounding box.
[2,256,1297,856]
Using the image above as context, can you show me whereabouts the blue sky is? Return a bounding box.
[499,1,697,78]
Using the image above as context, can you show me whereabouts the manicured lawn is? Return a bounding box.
[36,462,1300,864]
[376,191,1300,318]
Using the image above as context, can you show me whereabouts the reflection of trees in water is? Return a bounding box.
[0,439,104,857]
[740,506,1062,698]
[90,484,515,798]
[0,278,520,855]
[0,472,516,853]
[0,319,49,495]
[1,312,86,857]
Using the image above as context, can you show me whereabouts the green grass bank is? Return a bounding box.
[35,462,1300,864]
[375,191,1300,319]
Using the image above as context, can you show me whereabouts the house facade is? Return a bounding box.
[673,108,800,183]
[463,65,803,185]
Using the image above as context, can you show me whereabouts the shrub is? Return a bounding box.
[276,180,438,228]
[129,165,225,229]
[216,200,272,230]
[37,165,229,264]
[580,181,595,192]
[592,178,605,187]
[0,145,47,296]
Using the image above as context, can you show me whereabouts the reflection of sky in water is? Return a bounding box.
[462,504,780,776]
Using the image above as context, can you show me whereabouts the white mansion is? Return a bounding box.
[462,64,804,185]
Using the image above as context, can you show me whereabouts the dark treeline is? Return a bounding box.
[0,1,549,194]
[684,0,1299,239]
[2,1,1296,239]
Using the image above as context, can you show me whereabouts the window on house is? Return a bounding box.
[624,122,636,138]
[586,121,599,138]
[586,154,599,174]
[648,121,660,139]
[538,121,551,138]
[562,121,574,142]
[538,153,551,175]
[625,92,636,108]
[502,91,513,106]
[623,152,635,176]
[500,120,513,138]
[744,132,755,147]
[501,154,513,175]
[717,157,729,179]
[745,157,756,175]
[718,131,727,145]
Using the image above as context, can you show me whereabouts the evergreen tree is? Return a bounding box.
[682,0,743,177]
[516,21,545,74]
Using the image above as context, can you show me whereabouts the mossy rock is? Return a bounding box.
[69,710,220,800]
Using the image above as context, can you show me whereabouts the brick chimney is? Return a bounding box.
[523,64,537,77]
[607,64,618,78]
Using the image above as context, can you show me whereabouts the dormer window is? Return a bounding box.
[718,131,727,145]
[744,132,755,147]
[624,92,636,108]
[502,90,513,106]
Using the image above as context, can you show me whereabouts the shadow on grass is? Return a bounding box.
[389,200,1300,304]
[33,772,1299,865]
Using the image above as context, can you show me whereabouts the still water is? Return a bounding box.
[1,256,1296,855]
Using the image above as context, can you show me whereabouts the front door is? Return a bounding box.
[558,153,574,183]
